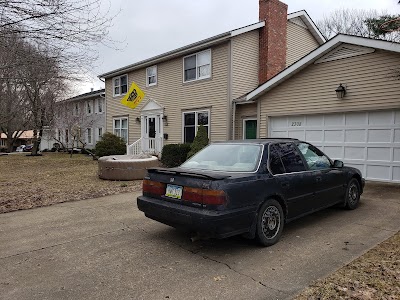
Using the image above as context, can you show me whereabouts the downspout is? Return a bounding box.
[227,40,233,140]
[232,101,236,140]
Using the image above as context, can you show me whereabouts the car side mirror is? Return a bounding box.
[333,160,344,168]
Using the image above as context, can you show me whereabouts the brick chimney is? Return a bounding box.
[259,0,288,85]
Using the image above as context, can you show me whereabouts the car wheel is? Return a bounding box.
[345,178,360,210]
[256,199,284,247]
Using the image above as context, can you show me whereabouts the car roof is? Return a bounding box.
[213,138,300,145]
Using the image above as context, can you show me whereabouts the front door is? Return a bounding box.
[244,119,257,139]
[143,115,162,154]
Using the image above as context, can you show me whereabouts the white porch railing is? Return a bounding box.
[126,138,142,155]
[126,137,163,156]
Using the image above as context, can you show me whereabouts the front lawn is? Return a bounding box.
[0,153,141,213]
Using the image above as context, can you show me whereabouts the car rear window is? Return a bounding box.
[181,144,262,172]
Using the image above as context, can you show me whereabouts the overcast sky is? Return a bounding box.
[80,0,400,94]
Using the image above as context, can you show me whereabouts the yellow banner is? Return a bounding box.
[120,82,145,109]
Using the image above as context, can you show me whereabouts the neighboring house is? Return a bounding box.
[40,89,106,151]
[98,0,325,155]
[235,35,400,183]
[0,130,36,151]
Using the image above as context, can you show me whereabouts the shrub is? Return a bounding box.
[161,143,191,167]
[187,125,209,159]
[94,132,126,157]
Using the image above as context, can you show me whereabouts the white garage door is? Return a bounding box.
[269,110,400,182]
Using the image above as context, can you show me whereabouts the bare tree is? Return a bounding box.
[317,9,400,42]
[0,0,116,78]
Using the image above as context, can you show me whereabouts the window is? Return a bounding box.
[183,49,211,82]
[297,143,331,170]
[113,117,128,143]
[65,129,69,144]
[87,128,93,144]
[73,103,79,116]
[113,75,128,96]
[269,144,285,175]
[86,100,92,115]
[97,127,103,141]
[183,110,209,143]
[146,66,157,86]
[96,98,104,113]
[272,143,306,173]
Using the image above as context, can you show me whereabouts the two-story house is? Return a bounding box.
[40,89,106,151]
[98,0,325,155]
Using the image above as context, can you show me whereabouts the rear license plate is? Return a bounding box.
[165,184,183,200]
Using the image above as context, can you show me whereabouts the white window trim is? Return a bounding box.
[73,103,79,116]
[87,128,93,145]
[113,117,129,143]
[181,109,210,143]
[242,118,257,140]
[183,49,212,83]
[113,74,128,97]
[146,65,157,87]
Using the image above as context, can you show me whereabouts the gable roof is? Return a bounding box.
[65,89,105,102]
[240,34,400,102]
[99,11,323,79]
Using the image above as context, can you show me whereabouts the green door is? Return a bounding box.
[244,120,257,139]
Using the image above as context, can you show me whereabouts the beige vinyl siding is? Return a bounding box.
[105,42,230,144]
[231,30,259,99]
[259,49,400,137]
[234,102,257,139]
[286,21,320,67]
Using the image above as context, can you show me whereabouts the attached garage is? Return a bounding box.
[236,35,400,183]
[269,110,400,182]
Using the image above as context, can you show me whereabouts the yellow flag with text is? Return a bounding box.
[120,82,145,109]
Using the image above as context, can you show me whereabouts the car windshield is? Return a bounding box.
[181,143,262,172]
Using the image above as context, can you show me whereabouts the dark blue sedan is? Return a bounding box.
[137,139,365,246]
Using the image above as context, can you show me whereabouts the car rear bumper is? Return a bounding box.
[137,196,256,238]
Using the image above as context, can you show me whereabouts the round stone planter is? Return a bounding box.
[98,154,161,180]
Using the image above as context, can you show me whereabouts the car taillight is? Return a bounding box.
[182,187,226,206]
[143,179,165,196]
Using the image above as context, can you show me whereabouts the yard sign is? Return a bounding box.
[120,82,145,109]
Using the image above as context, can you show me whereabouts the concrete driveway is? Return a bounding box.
[0,183,399,300]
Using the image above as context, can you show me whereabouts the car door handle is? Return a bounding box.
[316,176,322,182]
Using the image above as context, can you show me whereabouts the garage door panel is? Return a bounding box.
[366,165,391,180]
[269,109,399,182]
[324,130,344,142]
[323,146,343,159]
[393,167,400,181]
[306,115,323,126]
[344,147,365,160]
[345,112,367,125]
[394,129,400,142]
[395,111,400,124]
[288,131,305,139]
[345,130,366,142]
[394,148,400,162]
[368,129,391,143]
[305,130,323,142]
[369,111,393,125]
[367,147,391,161]
[324,114,344,126]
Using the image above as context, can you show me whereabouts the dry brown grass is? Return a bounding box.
[295,231,400,300]
[0,152,142,213]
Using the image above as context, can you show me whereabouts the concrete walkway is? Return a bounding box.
[0,184,399,300]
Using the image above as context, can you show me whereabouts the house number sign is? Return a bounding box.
[291,121,302,126]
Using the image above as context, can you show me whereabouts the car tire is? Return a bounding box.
[344,178,360,210]
[255,199,284,247]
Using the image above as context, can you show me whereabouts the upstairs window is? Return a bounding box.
[86,100,92,115]
[183,49,211,82]
[73,103,79,116]
[113,75,128,96]
[146,66,157,86]
[96,98,104,114]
